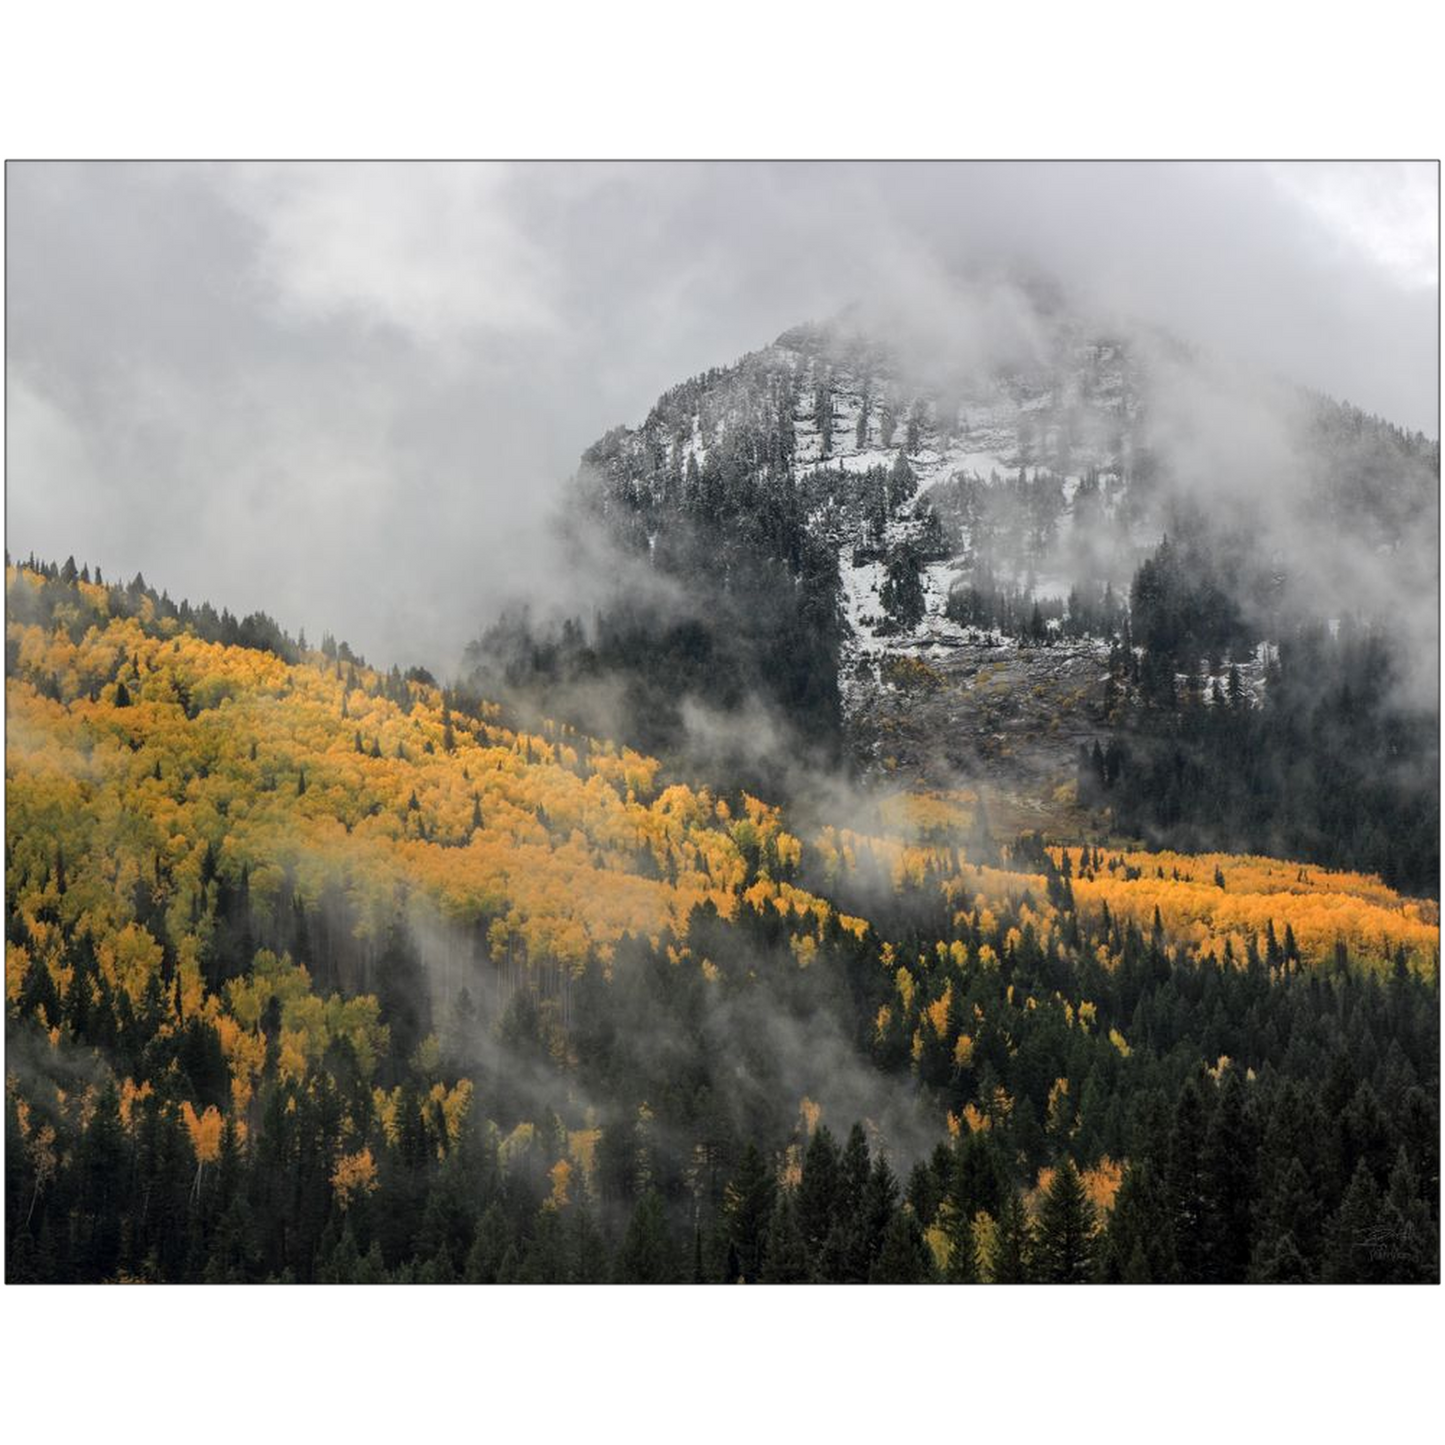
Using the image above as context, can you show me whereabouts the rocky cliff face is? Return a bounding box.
[576,317,1154,796]
[564,310,1436,814]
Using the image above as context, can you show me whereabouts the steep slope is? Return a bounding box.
[583,317,1147,672]
[577,317,1136,790]
[566,314,1439,855]
[7,561,1439,1282]
[521,317,1150,797]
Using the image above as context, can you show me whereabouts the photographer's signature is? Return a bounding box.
[1352,1221,1420,1263]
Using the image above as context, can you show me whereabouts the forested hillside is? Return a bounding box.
[468,320,1439,898]
[6,561,1438,1282]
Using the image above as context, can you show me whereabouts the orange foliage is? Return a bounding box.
[548,1158,573,1209]
[330,1148,379,1208]
[1032,1157,1125,1216]
[568,1127,601,1178]
[1059,844,1435,975]
[181,1101,224,1164]
[7,562,1440,1179]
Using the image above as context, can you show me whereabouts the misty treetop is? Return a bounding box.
[6,561,1438,1283]
[485,321,1138,787]
[476,318,1438,915]
[1082,539,1440,897]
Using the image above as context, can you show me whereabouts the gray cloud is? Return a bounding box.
[6,161,1437,674]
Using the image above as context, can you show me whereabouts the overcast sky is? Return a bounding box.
[6,161,1438,673]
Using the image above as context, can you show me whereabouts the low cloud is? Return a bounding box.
[6,162,1436,678]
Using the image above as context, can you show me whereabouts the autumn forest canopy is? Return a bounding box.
[4,557,1438,1284]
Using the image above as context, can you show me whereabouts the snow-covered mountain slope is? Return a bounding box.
[578,319,1150,775]
[572,313,1438,794]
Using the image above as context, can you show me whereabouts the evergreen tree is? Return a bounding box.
[1373,1147,1437,1283]
[990,1190,1034,1283]
[1034,1159,1098,1283]
[870,1209,937,1283]
[721,1143,776,1283]
[796,1125,842,1277]
[760,1192,808,1283]
[615,1190,679,1284]
[879,542,926,632]
[464,1204,513,1284]
[888,450,917,509]
[1249,1156,1321,1283]
[835,1123,875,1281]
[943,1210,981,1283]
[1200,1070,1257,1281]
[1165,1078,1210,1280]
[1323,1161,1385,1284]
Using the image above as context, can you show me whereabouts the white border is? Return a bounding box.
[2,3,1441,1439]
